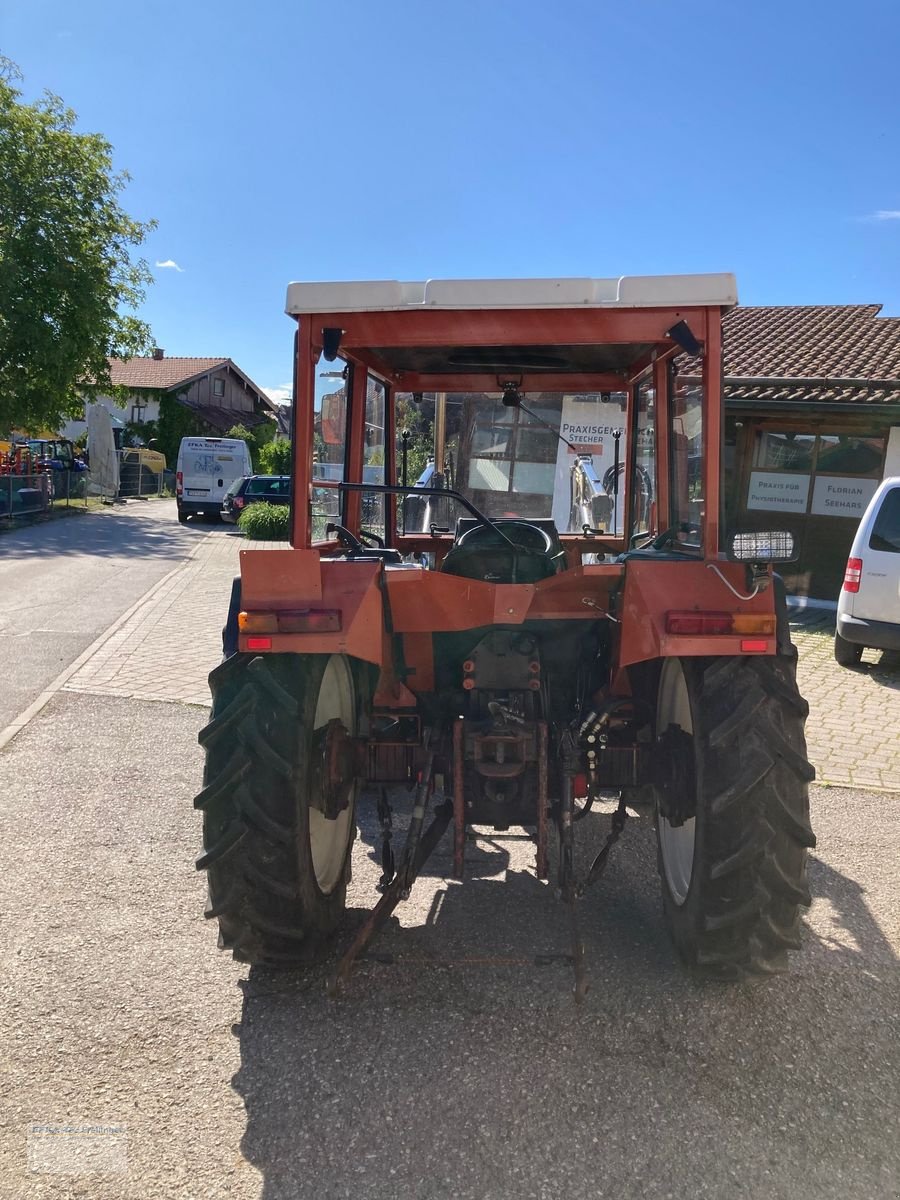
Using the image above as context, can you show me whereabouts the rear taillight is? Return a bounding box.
[233,497,245,509]
[843,557,863,593]
[666,611,733,635]
[176,470,183,496]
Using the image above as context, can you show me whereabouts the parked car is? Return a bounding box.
[835,476,900,666]
[221,474,292,523]
[176,436,253,522]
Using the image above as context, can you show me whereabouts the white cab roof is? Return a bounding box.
[285,274,737,315]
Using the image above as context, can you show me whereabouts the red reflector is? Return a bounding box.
[740,639,768,653]
[666,611,732,635]
[246,636,272,650]
[843,557,862,593]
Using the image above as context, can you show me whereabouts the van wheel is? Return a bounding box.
[655,655,815,978]
[177,507,188,524]
[834,632,863,667]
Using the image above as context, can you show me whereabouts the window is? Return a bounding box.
[311,360,348,538]
[130,405,145,423]
[747,430,884,519]
[212,378,225,398]
[630,375,656,543]
[870,487,900,553]
[362,376,387,541]
[670,379,703,541]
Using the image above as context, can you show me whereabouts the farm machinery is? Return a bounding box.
[195,275,815,996]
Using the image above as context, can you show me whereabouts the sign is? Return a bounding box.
[551,397,628,533]
[810,476,879,519]
[747,471,810,513]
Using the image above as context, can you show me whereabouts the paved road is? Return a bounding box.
[0,501,217,731]
[0,691,897,1200]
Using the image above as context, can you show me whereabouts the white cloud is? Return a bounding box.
[865,210,900,222]
[155,258,185,272]
[265,384,292,404]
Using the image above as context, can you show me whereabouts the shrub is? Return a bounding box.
[237,501,290,541]
[258,438,292,474]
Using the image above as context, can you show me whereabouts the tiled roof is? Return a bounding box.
[681,304,900,405]
[108,356,228,389]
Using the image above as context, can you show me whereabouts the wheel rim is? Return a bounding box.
[657,658,696,906]
[308,656,357,893]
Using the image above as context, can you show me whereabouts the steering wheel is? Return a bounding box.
[456,520,554,556]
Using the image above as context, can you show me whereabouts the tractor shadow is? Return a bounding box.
[228,799,899,1200]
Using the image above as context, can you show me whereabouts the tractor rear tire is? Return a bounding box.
[655,654,815,978]
[195,652,360,965]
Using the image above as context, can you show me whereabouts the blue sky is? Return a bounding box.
[3,0,900,401]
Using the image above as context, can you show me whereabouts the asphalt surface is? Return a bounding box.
[1,689,897,1200]
[0,501,210,731]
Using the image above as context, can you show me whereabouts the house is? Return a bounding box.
[693,304,900,599]
[63,349,278,446]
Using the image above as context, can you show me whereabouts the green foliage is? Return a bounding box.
[0,57,156,433]
[254,419,276,450]
[258,438,292,474]
[238,501,290,541]
[123,418,158,447]
[157,390,201,466]
[227,420,277,470]
[226,422,254,444]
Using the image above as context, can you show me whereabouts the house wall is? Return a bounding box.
[61,394,161,442]
[181,367,259,416]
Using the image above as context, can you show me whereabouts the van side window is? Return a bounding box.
[869,488,900,553]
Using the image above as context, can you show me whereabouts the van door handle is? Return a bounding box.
[218,478,223,487]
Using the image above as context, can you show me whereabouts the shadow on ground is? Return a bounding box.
[229,806,899,1200]
[0,504,241,559]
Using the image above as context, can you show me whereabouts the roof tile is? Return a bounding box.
[107,356,228,389]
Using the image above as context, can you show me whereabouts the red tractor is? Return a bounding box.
[195,275,814,996]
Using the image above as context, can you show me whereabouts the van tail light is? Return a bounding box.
[176,470,183,496]
[843,557,863,593]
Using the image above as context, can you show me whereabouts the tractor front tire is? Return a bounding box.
[655,655,815,978]
[195,652,360,965]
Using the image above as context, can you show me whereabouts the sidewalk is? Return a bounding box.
[64,531,247,706]
[63,537,900,790]
[790,609,900,792]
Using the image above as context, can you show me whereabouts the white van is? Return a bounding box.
[176,437,253,523]
[835,476,900,666]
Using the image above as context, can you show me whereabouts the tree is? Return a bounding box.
[226,420,276,471]
[0,58,155,434]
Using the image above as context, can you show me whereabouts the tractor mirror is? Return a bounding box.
[727,530,797,563]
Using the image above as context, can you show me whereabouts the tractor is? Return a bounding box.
[195,275,814,996]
